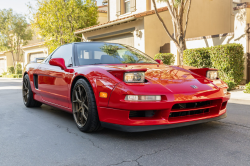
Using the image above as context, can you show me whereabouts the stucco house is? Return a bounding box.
[74,0,236,59]
[0,27,47,75]
[98,5,108,24]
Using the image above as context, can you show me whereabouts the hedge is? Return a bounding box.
[3,74,23,78]
[210,44,244,85]
[183,48,212,68]
[183,43,245,89]
[16,63,22,74]
[224,80,236,91]
[154,53,175,65]
[8,66,15,74]
[244,82,250,93]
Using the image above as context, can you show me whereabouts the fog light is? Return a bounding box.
[223,89,227,95]
[125,95,161,101]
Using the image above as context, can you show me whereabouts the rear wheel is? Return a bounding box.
[22,74,42,107]
[72,79,102,132]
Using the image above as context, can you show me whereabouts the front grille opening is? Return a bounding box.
[129,110,155,118]
[169,109,209,118]
[221,101,227,110]
[172,101,211,110]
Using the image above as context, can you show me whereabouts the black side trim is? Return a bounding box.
[101,113,227,132]
[33,74,38,89]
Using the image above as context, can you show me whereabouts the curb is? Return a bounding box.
[229,89,250,101]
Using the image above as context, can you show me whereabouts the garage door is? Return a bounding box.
[0,58,6,74]
[29,52,46,62]
[93,33,134,47]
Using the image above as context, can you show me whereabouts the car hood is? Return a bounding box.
[99,64,219,93]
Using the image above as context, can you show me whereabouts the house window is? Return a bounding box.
[232,1,241,15]
[125,0,130,13]
[232,0,241,3]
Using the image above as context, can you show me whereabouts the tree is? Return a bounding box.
[152,0,192,64]
[0,9,32,68]
[28,0,98,53]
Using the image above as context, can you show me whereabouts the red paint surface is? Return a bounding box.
[155,59,163,64]
[49,58,67,70]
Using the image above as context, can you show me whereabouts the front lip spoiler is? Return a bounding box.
[101,112,227,132]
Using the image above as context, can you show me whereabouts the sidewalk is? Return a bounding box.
[229,89,250,100]
[0,78,22,82]
[229,89,250,105]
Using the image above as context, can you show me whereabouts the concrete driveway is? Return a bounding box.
[0,78,250,166]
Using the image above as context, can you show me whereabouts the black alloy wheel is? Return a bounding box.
[73,84,89,127]
[72,79,102,132]
[23,77,29,105]
[22,74,42,107]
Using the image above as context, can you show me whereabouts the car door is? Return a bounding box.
[37,44,73,108]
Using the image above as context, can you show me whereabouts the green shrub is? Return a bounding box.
[16,63,22,74]
[2,72,7,76]
[183,48,212,68]
[2,74,22,78]
[183,43,244,89]
[7,64,22,75]
[244,82,250,93]
[210,44,244,85]
[224,80,236,91]
[8,66,15,74]
[154,53,175,65]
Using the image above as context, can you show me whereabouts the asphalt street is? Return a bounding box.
[0,78,250,166]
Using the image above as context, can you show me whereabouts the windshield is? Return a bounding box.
[75,42,157,65]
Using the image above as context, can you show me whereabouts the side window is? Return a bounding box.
[51,44,73,67]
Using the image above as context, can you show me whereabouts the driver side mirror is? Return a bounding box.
[49,58,66,70]
[155,59,163,64]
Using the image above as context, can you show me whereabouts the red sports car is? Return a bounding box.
[22,42,230,132]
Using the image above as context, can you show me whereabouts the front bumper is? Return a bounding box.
[101,112,227,132]
[97,93,230,132]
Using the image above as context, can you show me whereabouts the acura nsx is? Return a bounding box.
[22,42,230,132]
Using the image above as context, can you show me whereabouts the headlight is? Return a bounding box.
[124,72,145,83]
[125,95,161,101]
[206,70,218,80]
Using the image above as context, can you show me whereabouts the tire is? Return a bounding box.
[72,79,102,132]
[22,74,42,107]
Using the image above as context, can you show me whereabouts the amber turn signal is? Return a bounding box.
[99,92,108,98]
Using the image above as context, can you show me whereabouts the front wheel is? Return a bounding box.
[22,74,42,107]
[72,79,102,132]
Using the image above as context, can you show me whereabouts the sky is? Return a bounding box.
[0,0,103,16]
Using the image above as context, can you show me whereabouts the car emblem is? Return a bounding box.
[190,85,198,89]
